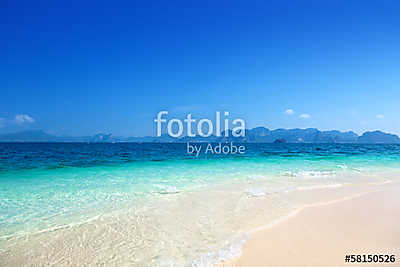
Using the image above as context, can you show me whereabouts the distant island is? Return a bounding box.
[1,128,400,144]
[273,138,287,144]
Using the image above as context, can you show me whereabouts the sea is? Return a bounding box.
[1,142,400,265]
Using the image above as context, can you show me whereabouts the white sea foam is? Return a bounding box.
[281,170,337,178]
[191,233,249,267]
[245,185,300,197]
[154,185,181,194]
[245,188,268,197]
[296,183,344,191]
[245,183,345,198]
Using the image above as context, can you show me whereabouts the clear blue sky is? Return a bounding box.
[1,0,400,136]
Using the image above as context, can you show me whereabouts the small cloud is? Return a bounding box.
[284,109,294,115]
[299,113,310,119]
[376,114,384,119]
[15,114,35,124]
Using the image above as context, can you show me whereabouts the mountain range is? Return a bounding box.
[0,128,400,144]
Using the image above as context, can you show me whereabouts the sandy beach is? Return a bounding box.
[222,183,400,267]
[0,177,397,266]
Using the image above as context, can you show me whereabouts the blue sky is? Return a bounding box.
[1,0,400,136]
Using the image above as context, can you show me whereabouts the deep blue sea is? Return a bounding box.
[1,143,400,239]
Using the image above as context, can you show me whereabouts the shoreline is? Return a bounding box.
[222,182,400,267]
[0,178,398,266]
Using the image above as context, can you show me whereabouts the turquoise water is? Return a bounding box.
[1,143,400,239]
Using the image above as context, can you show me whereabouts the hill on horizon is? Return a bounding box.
[1,128,400,144]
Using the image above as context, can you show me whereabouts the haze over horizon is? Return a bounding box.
[2,1,400,136]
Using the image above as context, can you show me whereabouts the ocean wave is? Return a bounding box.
[153,185,181,194]
[281,170,337,178]
[191,233,249,267]
[296,183,344,191]
[245,188,268,197]
[245,186,296,197]
[245,183,344,198]
[0,213,102,242]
